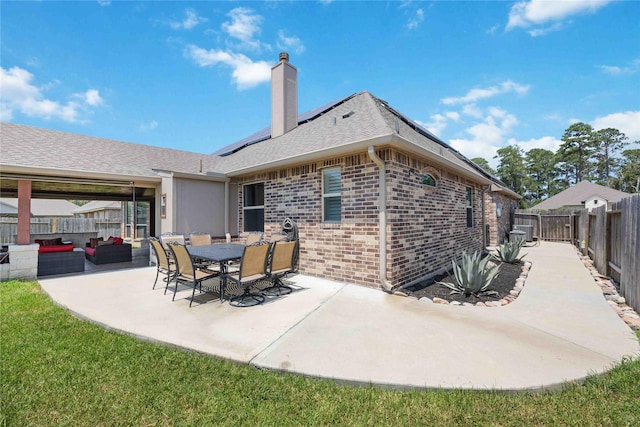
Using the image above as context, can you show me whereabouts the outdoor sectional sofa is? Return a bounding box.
[35,237,85,276]
[84,237,132,265]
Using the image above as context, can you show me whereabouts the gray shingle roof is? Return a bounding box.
[0,122,225,179]
[532,181,630,210]
[217,91,507,190]
[1,91,517,196]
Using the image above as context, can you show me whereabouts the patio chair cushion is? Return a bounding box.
[38,243,74,254]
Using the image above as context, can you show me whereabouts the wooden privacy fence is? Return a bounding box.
[0,217,122,244]
[579,195,640,314]
[514,210,574,242]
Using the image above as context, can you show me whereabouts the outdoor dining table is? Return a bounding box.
[187,243,245,302]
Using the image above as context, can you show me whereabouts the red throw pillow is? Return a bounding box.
[113,237,124,245]
[90,237,103,248]
[39,238,58,246]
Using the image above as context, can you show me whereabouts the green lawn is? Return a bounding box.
[2,279,639,426]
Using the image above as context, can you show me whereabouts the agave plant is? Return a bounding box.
[438,250,500,298]
[494,239,527,264]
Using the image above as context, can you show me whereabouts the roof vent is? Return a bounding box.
[279,52,289,63]
[342,111,355,119]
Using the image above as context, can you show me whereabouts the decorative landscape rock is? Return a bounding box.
[575,247,640,332]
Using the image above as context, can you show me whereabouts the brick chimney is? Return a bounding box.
[271,52,298,138]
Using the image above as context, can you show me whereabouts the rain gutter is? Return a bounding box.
[367,146,393,292]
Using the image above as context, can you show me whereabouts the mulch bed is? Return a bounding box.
[404,261,524,304]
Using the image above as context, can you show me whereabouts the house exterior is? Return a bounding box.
[0,198,77,217]
[531,181,630,212]
[0,53,519,289]
[73,201,121,220]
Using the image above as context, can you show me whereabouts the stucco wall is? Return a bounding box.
[174,178,227,236]
[235,148,487,289]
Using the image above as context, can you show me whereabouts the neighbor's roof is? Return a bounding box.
[0,122,225,180]
[73,200,121,214]
[0,198,78,216]
[531,181,630,210]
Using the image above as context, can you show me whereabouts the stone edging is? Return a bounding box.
[574,247,640,331]
[394,261,532,307]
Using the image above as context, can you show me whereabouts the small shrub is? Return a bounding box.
[438,250,500,298]
[494,239,527,264]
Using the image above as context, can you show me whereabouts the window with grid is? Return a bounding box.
[466,187,473,228]
[322,167,341,222]
[243,182,264,232]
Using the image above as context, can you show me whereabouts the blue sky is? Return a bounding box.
[2,1,639,167]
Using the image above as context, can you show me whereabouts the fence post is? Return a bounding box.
[605,210,611,278]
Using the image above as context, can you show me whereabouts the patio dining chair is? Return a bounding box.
[150,237,175,290]
[225,243,270,307]
[244,232,264,246]
[167,242,218,307]
[263,240,297,296]
[269,233,289,242]
[160,233,185,254]
[189,232,212,246]
[189,232,214,268]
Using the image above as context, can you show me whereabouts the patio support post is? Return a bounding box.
[224,180,230,236]
[17,180,32,245]
[368,146,393,292]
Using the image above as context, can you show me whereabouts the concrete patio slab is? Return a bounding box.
[38,241,639,392]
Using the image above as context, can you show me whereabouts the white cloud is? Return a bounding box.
[462,103,483,119]
[0,66,102,123]
[277,31,305,55]
[170,8,207,31]
[222,7,267,51]
[419,111,460,137]
[442,80,530,105]
[507,0,613,35]
[97,0,111,6]
[139,120,158,132]
[185,45,271,90]
[407,9,424,30]
[509,136,562,153]
[598,59,640,76]
[592,111,640,142]
[81,89,104,106]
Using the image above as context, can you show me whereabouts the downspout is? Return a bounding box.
[482,185,490,249]
[367,146,393,292]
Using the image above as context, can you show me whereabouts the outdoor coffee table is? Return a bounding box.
[187,243,244,302]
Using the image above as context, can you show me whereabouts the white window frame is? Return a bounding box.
[466,187,473,228]
[322,167,341,223]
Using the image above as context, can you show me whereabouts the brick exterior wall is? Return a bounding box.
[383,150,484,288]
[484,191,520,246]
[235,148,488,289]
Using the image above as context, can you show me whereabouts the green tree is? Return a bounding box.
[494,145,525,197]
[557,122,596,184]
[593,128,629,186]
[614,148,640,193]
[471,157,496,175]
[524,148,558,206]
